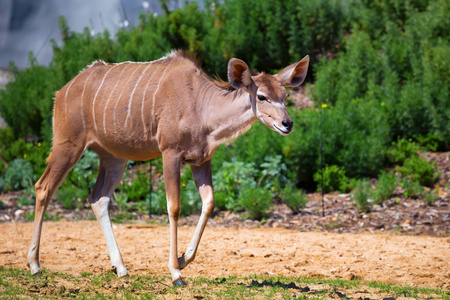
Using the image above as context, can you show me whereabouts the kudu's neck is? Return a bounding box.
[202,84,258,149]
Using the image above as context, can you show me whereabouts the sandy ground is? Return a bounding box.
[0,221,449,289]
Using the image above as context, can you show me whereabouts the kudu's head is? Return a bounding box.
[227,56,309,135]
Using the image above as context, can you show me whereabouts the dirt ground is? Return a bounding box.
[1,221,449,290]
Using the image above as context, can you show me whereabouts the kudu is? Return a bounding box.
[27,50,309,285]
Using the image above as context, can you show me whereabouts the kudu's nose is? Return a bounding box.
[282,120,294,131]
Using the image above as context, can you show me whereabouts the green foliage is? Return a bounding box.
[238,186,273,220]
[314,0,450,150]
[313,165,349,193]
[280,185,308,214]
[119,166,150,203]
[423,189,439,205]
[386,139,420,165]
[56,184,85,209]
[66,150,99,194]
[16,195,35,207]
[24,211,60,222]
[398,155,438,187]
[401,178,424,198]
[2,159,35,192]
[371,171,398,203]
[0,200,4,210]
[352,180,372,212]
[213,158,258,212]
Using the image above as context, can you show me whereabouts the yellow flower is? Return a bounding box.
[38,142,41,147]
[321,104,327,108]
[182,183,186,187]
[23,154,27,159]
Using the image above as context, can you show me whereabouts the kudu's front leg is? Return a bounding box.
[162,154,184,285]
[178,160,214,270]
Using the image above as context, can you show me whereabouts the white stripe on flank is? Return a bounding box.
[124,63,152,128]
[103,64,130,137]
[140,67,158,138]
[81,68,97,133]
[92,64,118,132]
[151,60,172,134]
[64,75,79,115]
[113,65,143,131]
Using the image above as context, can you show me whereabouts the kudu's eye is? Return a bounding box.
[257,94,267,101]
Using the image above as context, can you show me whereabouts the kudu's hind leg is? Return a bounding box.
[89,152,128,277]
[27,146,84,275]
[178,160,214,270]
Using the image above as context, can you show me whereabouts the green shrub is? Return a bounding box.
[0,127,15,149]
[213,158,258,212]
[351,180,372,212]
[313,165,349,193]
[280,185,308,214]
[66,150,99,192]
[119,167,150,203]
[423,189,439,206]
[414,133,445,152]
[371,171,398,203]
[56,184,85,209]
[3,159,35,191]
[398,156,438,187]
[401,179,424,198]
[0,199,4,210]
[0,139,30,162]
[238,186,273,220]
[386,139,420,165]
[17,195,35,207]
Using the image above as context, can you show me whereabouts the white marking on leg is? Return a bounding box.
[91,197,128,277]
[92,65,118,132]
[151,60,172,134]
[103,64,130,137]
[81,68,97,133]
[64,75,79,115]
[113,65,143,131]
[124,63,152,128]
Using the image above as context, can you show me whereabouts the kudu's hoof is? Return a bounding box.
[111,266,129,278]
[28,264,42,276]
[173,278,187,287]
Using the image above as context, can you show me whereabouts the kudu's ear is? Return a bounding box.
[275,55,309,87]
[227,58,253,90]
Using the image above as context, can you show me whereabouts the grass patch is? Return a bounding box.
[0,267,448,299]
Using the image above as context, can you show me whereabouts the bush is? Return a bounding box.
[17,195,35,208]
[423,189,439,205]
[398,155,438,187]
[351,180,372,212]
[238,186,273,220]
[401,178,424,198]
[119,166,150,203]
[386,139,420,165]
[56,184,85,209]
[212,158,258,211]
[280,184,308,214]
[3,159,35,191]
[371,171,398,203]
[313,165,349,193]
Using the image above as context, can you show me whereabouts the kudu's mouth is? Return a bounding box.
[273,123,292,135]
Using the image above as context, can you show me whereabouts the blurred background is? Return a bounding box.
[0,0,196,69]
